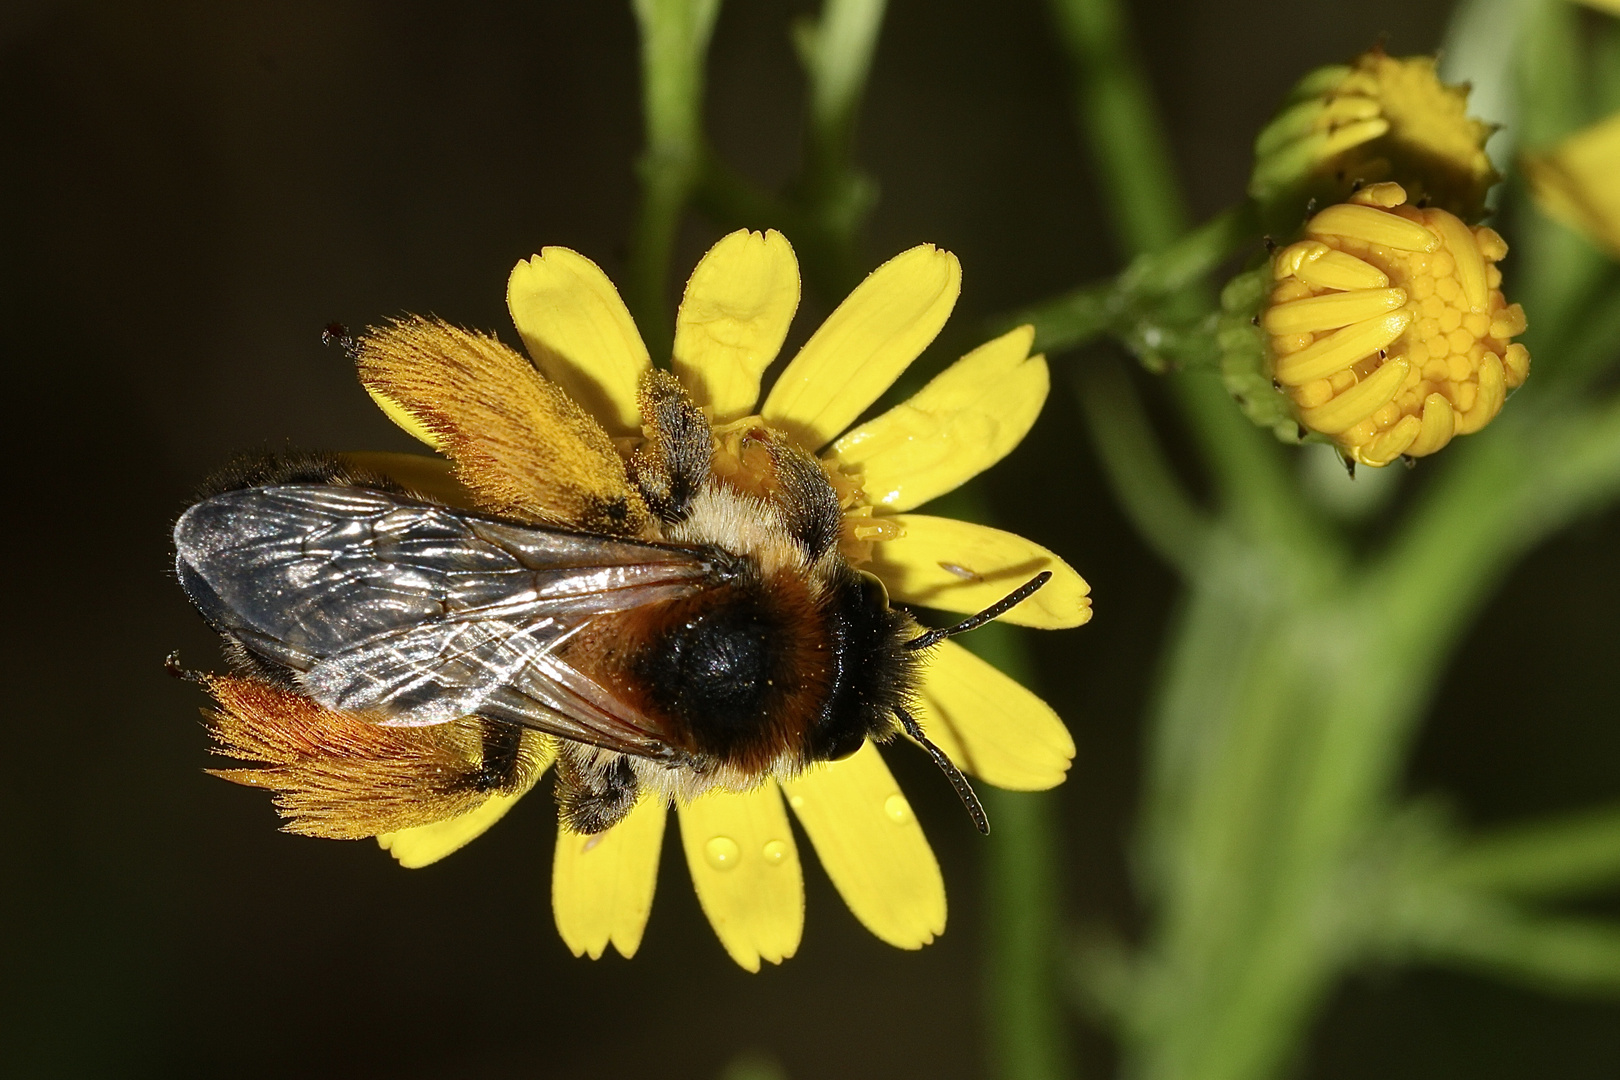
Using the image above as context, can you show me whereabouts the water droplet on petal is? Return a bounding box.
[761,839,789,865]
[704,835,741,870]
[582,834,604,853]
[788,794,805,810]
[884,794,912,824]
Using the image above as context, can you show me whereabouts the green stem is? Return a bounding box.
[1005,203,1258,357]
[1167,371,1341,576]
[628,0,722,359]
[984,784,1071,1080]
[1400,895,1620,998]
[797,0,887,167]
[1437,0,1537,170]
[1044,0,1188,254]
[1511,0,1613,361]
[787,0,886,298]
[1547,269,1620,388]
[1074,360,1214,575]
[695,0,886,303]
[1441,805,1620,899]
[934,483,1070,1080]
[1369,390,1620,684]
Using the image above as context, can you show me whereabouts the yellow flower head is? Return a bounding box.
[365,229,1088,970]
[1251,50,1499,225]
[1258,183,1528,466]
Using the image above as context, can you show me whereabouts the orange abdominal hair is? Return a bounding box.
[1264,182,1529,467]
[203,675,549,839]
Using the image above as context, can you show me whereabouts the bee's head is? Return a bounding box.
[807,569,1054,836]
[805,569,922,763]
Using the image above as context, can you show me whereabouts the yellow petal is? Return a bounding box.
[1260,288,1408,335]
[1429,209,1490,312]
[781,742,945,949]
[367,388,443,450]
[1272,310,1411,386]
[507,247,650,434]
[376,790,527,869]
[1305,204,1438,251]
[762,245,961,450]
[377,737,556,867]
[914,640,1074,791]
[672,230,800,422]
[677,785,803,972]
[827,326,1048,511]
[1299,356,1410,434]
[1523,110,1620,259]
[1406,392,1456,457]
[552,795,667,960]
[1287,246,1391,291]
[866,515,1090,629]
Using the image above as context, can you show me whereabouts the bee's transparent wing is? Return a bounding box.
[176,484,712,758]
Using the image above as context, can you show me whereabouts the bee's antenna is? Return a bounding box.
[897,706,989,835]
[903,571,1052,652]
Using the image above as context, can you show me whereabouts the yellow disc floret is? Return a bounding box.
[1263,182,1529,467]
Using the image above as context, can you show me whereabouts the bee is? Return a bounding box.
[174,317,1046,836]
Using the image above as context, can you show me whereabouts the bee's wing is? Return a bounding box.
[176,484,712,759]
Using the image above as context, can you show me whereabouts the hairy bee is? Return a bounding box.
[174,317,1043,836]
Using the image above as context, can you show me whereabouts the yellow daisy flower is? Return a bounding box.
[370,229,1089,971]
[1262,182,1529,466]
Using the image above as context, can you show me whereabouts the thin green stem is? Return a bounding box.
[1074,360,1214,575]
[787,0,886,297]
[932,483,1070,1080]
[1044,0,1188,255]
[1044,0,1322,559]
[978,619,1071,1080]
[984,784,1072,1080]
[796,0,887,163]
[1005,203,1258,357]
[692,0,886,301]
[1370,390,1620,680]
[1511,0,1613,361]
[1400,895,1620,998]
[1168,372,1338,572]
[1441,805,1620,899]
[1438,0,1537,172]
[1561,268,1620,381]
[628,0,722,359]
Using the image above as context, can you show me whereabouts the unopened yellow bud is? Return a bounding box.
[1251,50,1500,226]
[1261,186,1528,466]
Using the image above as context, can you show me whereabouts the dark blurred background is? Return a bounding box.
[3,1,1618,1076]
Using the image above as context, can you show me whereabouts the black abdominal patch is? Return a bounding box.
[635,587,786,760]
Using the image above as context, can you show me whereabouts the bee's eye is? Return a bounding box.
[858,572,889,612]
[822,726,867,761]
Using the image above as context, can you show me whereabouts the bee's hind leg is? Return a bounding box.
[629,369,711,525]
[554,746,642,834]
